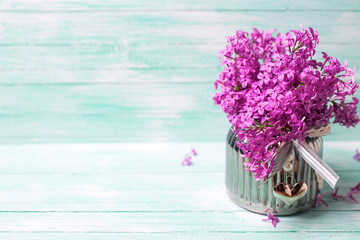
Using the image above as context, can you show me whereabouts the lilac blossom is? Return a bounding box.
[263,212,280,228]
[350,182,360,192]
[329,188,344,200]
[182,155,192,166]
[354,149,360,162]
[214,26,359,180]
[315,192,329,207]
[348,182,360,203]
[347,190,359,203]
[182,148,198,165]
[191,148,198,156]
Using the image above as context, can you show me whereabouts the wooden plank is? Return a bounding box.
[0,142,359,174]
[0,171,356,204]
[0,12,358,45]
[0,177,358,211]
[0,211,359,232]
[1,198,359,212]
[0,118,230,143]
[0,170,357,194]
[0,68,219,84]
[0,232,358,240]
[0,43,357,73]
[0,0,358,11]
[0,83,218,115]
[0,43,219,70]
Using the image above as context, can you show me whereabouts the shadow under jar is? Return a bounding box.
[225,128,324,215]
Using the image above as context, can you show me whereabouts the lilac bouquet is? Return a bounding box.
[213,26,359,180]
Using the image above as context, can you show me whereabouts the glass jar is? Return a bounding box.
[225,128,324,215]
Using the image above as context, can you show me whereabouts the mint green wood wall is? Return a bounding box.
[0,0,359,143]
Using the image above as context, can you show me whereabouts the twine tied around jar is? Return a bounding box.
[259,123,339,189]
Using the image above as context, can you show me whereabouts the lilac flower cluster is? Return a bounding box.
[262,212,280,228]
[182,148,198,166]
[182,155,192,166]
[214,26,359,180]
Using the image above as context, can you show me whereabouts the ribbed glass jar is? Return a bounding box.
[225,128,324,215]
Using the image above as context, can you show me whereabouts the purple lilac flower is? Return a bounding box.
[353,149,360,162]
[191,148,197,156]
[214,26,359,180]
[315,193,329,207]
[182,155,192,166]
[347,182,360,203]
[263,212,280,228]
[347,190,359,203]
[329,188,344,200]
[350,182,360,192]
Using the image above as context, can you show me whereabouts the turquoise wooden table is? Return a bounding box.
[0,0,359,239]
[0,142,359,239]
